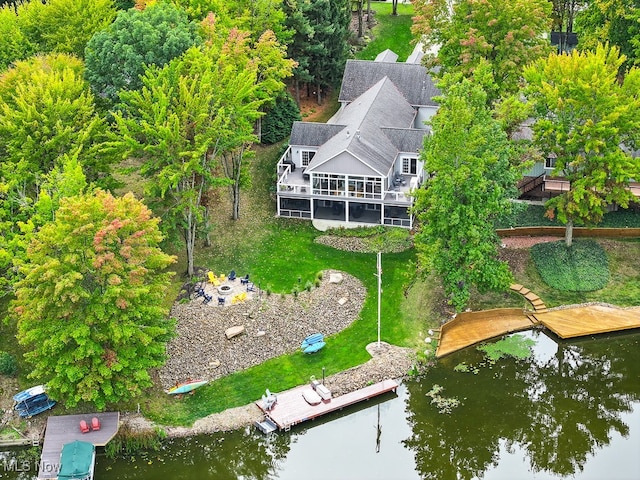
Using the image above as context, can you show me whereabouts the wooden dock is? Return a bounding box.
[38,412,119,479]
[535,304,640,339]
[435,304,640,357]
[256,379,399,431]
[436,308,538,358]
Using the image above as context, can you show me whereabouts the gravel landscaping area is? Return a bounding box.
[159,270,367,389]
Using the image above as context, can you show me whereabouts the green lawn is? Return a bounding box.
[355,2,416,61]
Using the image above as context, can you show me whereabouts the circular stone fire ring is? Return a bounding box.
[218,285,233,295]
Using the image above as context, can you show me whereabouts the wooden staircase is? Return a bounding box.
[510,284,548,314]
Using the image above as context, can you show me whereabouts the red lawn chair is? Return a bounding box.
[91,417,101,431]
[79,420,90,433]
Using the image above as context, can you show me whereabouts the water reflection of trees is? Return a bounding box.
[403,332,640,480]
[95,428,292,479]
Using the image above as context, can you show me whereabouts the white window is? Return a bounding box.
[301,150,316,167]
[545,156,557,169]
[402,157,418,175]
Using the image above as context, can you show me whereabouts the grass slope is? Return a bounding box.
[355,2,415,61]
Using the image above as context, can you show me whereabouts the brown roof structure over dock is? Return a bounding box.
[39,412,119,479]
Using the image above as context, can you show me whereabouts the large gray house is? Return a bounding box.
[275,50,440,229]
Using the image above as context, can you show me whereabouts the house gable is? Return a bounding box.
[305,77,420,177]
[314,152,381,177]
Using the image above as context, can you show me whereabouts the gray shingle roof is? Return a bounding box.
[381,127,428,153]
[306,77,426,176]
[339,59,440,107]
[289,122,345,147]
[375,49,398,63]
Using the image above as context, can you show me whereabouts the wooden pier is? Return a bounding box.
[38,412,119,479]
[535,304,640,339]
[256,379,399,431]
[436,308,537,358]
[436,303,640,358]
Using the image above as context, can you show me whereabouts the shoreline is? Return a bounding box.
[123,341,417,438]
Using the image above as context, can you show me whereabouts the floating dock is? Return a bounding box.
[38,412,119,479]
[255,379,399,432]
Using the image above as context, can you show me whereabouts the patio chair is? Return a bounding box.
[246,282,256,292]
[228,270,236,281]
[79,420,90,434]
[218,296,225,306]
[91,417,101,431]
[202,293,213,305]
[193,286,205,299]
[240,274,250,285]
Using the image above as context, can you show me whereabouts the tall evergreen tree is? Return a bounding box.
[283,0,314,105]
[85,1,201,106]
[306,0,350,104]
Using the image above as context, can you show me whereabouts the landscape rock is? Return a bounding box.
[225,325,245,339]
[159,270,367,389]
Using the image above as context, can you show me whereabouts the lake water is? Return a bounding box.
[2,330,639,479]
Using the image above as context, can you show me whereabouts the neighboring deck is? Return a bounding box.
[39,412,119,479]
[535,305,640,339]
[435,308,537,358]
[256,379,399,431]
[436,303,640,358]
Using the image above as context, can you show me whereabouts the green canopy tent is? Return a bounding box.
[58,440,95,480]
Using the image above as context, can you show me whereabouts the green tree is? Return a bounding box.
[0,54,112,296]
[574,0,640,67]
[13,190,176,410]
[0,153,89,293]
[413,70,522,311]
[38,0,117,58]
[261,91,301,144]
[306,0,350,104]
[85,1,201,105]
[282,0,314,105]
[111,44,249,275]
[412,0,553,102]
[3,0,116,60]
[0,54,112,192]
[522,44,640,246]
[0,5,34,71]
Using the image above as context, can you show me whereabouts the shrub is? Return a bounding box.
[261,92,301,144]
[0,351,18,376]
[495,203,640,228]
[531,240,610,291]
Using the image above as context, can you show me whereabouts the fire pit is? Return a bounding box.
[218,285,232,295]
